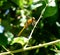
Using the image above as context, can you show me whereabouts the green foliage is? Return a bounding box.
[5,31,14,44]
[0,33,8,46]
[11,37,28,46]
[0,1,3,6]
[2,20,11,31]
[43,6,57,18]
[12,0,24,8]
[0,0,60,55]
[55,52,60,55]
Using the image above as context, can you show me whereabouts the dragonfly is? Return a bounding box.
[17,17,36,36]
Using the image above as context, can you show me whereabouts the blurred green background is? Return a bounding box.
[0,0,60,55]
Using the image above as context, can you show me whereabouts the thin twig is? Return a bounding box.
[2,45,14,55]
[29,5,47,39]
[51,49,60,53]
[0,39,60,55]
[24,4,48,48]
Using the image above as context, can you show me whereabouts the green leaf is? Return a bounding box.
[31,3,42,10]
[5,31,14,44]
[11,37,28,46]
[55,52,60,55]
[28,0,33,5]
[43,6,57,18]
[55,42,60,49]
[0,0,7,7]
[43,0,57,18]
[0,1,3,6]
[16,9,21,15]
[12,0,24,8]
[2,20,11,31]
[0,33,8,46]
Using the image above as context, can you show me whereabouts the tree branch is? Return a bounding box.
[2,45,14,55]
[0,39,60,55]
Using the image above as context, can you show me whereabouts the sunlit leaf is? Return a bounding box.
[31,3,42,10]
[56,22,60,27]
[48,0,56,7]
[28,0,33,5]
[33,0,40,3]
[4,31,14,44]
[55,52,60,55]
[11,37,28,46]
